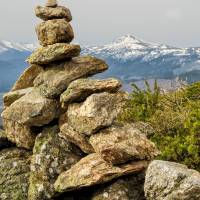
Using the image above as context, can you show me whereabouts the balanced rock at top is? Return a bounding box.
[35,6,72,21]
[89,124,160,164]
[144,160,200,200]
[54,153,148,193]
[34,56,108,98]
[46,0,58,8]
[60,78,122,108]
[36,19,74,46]
[27,43,80,65]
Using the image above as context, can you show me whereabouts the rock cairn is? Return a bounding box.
[1,1,199,200]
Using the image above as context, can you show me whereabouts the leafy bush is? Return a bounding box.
[119,81,200,171]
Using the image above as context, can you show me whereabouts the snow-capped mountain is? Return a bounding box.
[0,35,200,93]
[82,35,200,83]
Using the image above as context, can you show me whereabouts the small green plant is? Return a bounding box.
[119,80,200,170]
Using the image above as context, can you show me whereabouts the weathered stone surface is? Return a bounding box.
[46,0,57,8]
[3,87,33,107]
[0,129,13,150]
[11,64,44,91]
[60,78,122,108]
[89,124,159,164]
[54,153,148,193]
[92,172,145,200]
[34,56,108,98]
[35,6,72,21]
[27,43,80,65]
[59,122,94,154]
[0,148,31,200]
[29,126,82,200]
[2,119,37,149]
[2,89,60,127]
[144,160,200,200]
[36,19,74,46]
[67,92,127,136]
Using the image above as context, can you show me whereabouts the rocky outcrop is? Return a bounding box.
[54,153,148,193]
[35,6,72,21]
[144,160,200,200]
[36,19,74,46]
[67,92,127,135]
[0,148,31,200]
[11,64,44,91]
[29,126,82,200]
[89,124,160,164]
[3,87,33,107]
[34,56,108,98]
[27,43,80,65]
[60,78,122,108]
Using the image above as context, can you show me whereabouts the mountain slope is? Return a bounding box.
[0,35,200,93]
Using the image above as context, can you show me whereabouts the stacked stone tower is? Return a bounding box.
[0,1,159,199]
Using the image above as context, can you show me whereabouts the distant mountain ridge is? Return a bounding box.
[0,35,200,93]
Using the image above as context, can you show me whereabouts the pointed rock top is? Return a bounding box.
[46,0,58,8]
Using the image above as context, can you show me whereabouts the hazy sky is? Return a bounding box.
[0,0,200,47]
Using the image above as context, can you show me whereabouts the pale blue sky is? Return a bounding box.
[0,0,200,47]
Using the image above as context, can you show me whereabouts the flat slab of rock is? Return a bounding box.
[67,92,127,136]
[60,78,122,108]
[35,6,72,21]
[34,56,108,98]
[3,87,33,107]
[2,89,59,127]
[144,160,200,200]
[27,43,80,65]
[59,122,94,154]
[46,0,57,8]
[36,19,74,46]
[11,64,44,91]
[89,124,159,164]
[92,172,145,200]
[29,126,82,200]
[0,148,31,200]
[0,129,13,150]
[54,153,148,193]
[2,119,37,149]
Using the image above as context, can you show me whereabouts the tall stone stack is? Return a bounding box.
[0,1,160,200]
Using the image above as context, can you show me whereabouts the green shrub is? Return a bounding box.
[119,81,200,171]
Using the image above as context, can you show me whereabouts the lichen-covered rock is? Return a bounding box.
[92,172,145,200]
[27,43,80,65]
[46,0,57,8]
[144,160,200,200]
[60,78,122,108]
[59,122,94,154]
[2,119,37,149]
[3,87,33,107]
[34,56,108,98]
[2,89,60,127]
[35,6,72,21]
[67,92,127,136]
[0,148,31,200]
[29,126,82,200]
[36,19,74,46]
[11,64,44,91]
[0,129,13,150]
[54,153,148,193]
[89,124,159,164]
